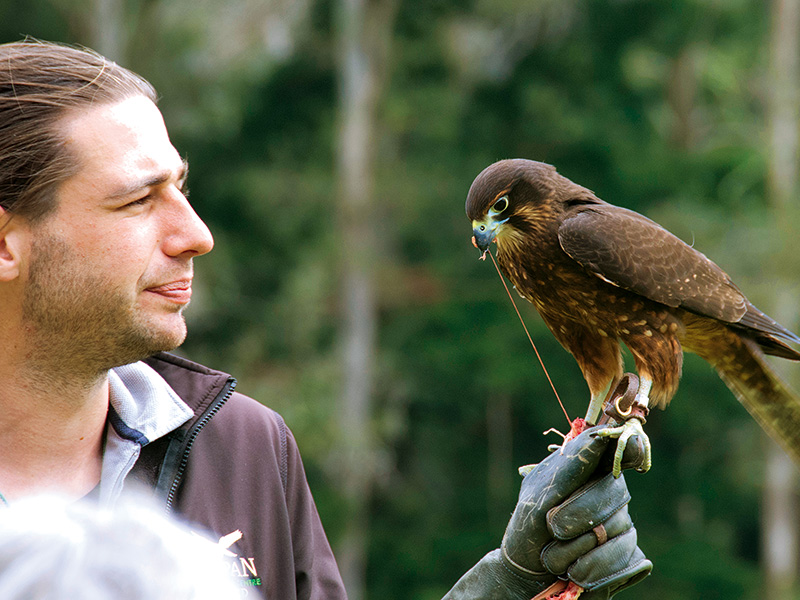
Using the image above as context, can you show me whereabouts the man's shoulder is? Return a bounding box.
[143,351,287,441]
[143,352,232,414]
[216,390,289,442]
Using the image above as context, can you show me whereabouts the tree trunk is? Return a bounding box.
[334,1,396,598]
[763,0,800,597]
[91,0,127,61]
[667,46,698,150]
[486,394,514,529]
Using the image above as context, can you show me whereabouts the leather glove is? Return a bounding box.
[443,425,652,600]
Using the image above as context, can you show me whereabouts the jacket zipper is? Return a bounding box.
[165,377,237,513]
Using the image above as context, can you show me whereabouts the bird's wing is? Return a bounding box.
[557,205,749,324]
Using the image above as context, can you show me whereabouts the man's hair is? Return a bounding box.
[0,40,157,222]
[0,495,239,599]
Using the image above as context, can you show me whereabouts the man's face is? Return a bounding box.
[21,95,214,372]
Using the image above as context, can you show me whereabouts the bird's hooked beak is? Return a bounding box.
[472,217,505,252]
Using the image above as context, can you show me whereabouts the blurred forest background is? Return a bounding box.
[4,0,800,598]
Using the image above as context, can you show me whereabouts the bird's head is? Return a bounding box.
[466,159,559,252]
[465,159,596,253]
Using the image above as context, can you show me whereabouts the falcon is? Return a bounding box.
[467,159,800,474]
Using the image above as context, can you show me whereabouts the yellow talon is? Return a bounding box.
[596,418,651,477]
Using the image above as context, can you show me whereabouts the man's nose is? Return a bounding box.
[163,192,214,258]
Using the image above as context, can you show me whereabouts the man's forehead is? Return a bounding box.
[57,96,184,197]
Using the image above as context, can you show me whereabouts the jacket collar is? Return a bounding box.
[101,359,197,505]
[108,362,194,445]
[142,352,235,432]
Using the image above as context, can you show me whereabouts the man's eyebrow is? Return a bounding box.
[106,159,189,200]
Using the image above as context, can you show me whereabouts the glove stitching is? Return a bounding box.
[549,481,631,540]
[540,540,562,574]
[501,543,549,578]
[571,561,643,591]
[566,529,641,590]
[558,479,629,517]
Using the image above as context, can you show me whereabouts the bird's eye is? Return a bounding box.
[492,196,509,214]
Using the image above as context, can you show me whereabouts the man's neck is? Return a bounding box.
[0,363,109,501]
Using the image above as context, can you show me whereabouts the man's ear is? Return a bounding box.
[0,208,30,282]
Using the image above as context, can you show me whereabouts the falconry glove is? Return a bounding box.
[443,425,652,600]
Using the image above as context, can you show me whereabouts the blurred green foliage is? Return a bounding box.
[2,0,795,597]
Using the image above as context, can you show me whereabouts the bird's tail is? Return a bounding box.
[714,337,800,466]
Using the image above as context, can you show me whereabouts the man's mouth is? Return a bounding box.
[145,279,193,304]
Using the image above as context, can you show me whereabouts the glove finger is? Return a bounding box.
[541,506,632,574]
[546,473,631,540]
[578,555,652,600]
[566,529,652,591]
[503,426,618,575]
[578,551,652,599]
[519,425,617,505]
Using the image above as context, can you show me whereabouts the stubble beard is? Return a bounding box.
[22,233,188,381]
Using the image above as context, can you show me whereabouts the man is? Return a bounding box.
[0,495,240,599]
[0,40,650,599]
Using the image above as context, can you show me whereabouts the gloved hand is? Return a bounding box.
[443,424,652,600]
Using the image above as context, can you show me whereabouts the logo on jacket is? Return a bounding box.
[218,530,262,591]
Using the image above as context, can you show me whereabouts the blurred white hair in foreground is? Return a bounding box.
[0,495,240,599]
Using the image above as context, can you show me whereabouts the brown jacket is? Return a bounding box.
[131,352,347,600]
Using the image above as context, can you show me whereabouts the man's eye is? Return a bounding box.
[125,195,152,208]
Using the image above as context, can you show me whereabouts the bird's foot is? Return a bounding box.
[595,417,651,477]
[542,418,587,453]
